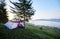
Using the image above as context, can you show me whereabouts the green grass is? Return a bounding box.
[0,24,60,39]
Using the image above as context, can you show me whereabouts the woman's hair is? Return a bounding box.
[19,19,22,22]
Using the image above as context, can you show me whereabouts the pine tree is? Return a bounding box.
[0,0,8,23]
[10,0,35,27]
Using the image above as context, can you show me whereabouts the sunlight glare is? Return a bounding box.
[8,13,15,20]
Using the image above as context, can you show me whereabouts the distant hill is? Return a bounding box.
[35,19,60,22]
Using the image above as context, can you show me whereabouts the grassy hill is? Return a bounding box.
[0,24,60,39]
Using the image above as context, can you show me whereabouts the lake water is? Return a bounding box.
[28,20,60,28]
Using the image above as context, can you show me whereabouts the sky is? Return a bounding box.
[6,0,60,20]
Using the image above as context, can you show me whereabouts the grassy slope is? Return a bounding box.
[0,24,60,39]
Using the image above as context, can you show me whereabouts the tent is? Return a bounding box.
[4,21,25,29]
[4,21,18,29]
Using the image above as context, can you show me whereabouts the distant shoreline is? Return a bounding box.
[34,19,60,22]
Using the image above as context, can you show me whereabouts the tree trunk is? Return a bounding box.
[24,13,26,28]
[23,8,26,28]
